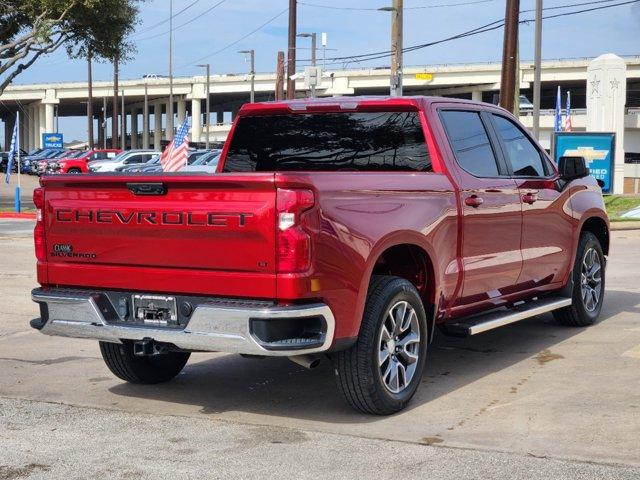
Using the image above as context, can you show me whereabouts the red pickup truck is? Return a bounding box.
[48,148,121,174]
[31,97,608,414]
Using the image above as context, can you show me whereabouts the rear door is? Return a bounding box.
[488,113,573,287]
[439,108,523,306]
[42,174,277,296]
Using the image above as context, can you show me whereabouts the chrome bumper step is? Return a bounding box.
[446,296,572,336]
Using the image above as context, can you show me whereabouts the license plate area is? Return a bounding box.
[132,294,178,327]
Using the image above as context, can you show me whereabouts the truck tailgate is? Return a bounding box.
[40,174,277,297]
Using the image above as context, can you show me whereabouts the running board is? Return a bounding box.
[445,296,572,336]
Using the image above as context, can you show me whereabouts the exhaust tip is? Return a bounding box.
[288,354,321,370]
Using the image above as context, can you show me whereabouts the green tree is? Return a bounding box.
[0,0,141,93]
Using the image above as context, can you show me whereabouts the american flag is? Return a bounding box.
[564,91,572,132]
[160,116,190,172]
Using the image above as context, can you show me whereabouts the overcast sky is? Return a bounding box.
[6,0,640,141]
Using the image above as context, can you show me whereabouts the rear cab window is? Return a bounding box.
[222,111,432,173]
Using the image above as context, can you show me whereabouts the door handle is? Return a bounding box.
[464,195,484,208]
[522,192,538,204]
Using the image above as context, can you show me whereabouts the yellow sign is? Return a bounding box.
[415,73,434,81]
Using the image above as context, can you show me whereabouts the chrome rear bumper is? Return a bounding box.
[31,288,335,356]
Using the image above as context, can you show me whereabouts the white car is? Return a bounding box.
[88,150,159,173]
[621,206,640,219]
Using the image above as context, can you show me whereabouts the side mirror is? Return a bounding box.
[558,156,589,181]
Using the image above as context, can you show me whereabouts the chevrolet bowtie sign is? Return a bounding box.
[42,133,63,148]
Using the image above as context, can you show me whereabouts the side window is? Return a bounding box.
[106,152,117,158]
[492,115,546,177]
[440,110,500,177]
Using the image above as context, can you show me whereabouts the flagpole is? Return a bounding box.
[16,111,21,213]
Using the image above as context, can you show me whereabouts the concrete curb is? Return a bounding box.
[610,221,640,231]
[0,212,36,219]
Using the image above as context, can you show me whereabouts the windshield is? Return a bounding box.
[223,111,431,173]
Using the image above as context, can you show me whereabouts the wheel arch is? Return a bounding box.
[580,215,609,256]
[356,235,438,343]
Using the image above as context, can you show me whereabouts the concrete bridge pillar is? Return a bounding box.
[153,102,162,150]
[19,113,28,151]
[191,98,201,143]
[29,105,37,149]
[44,103,55,133]
[165,100,174,140]
[37,104,46,147]
[177,97,186,125]
[130,108,138,149]
[471,89,483,102]
[142,102,149,149]
[3,111,16,150]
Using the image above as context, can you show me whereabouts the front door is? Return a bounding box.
[439,109,523,307]
[488,113,574,288]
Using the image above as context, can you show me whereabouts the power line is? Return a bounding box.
[181,7,289,69]
[131,0,201,37]
[298,0,494,11]
[307,0,638,66]
[135,0,226,42]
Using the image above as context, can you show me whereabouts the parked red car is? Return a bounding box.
[47,148,122,174]
[30,96,608,414]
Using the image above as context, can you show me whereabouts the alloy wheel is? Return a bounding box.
[378,300,421,394]
[580,247,602,312]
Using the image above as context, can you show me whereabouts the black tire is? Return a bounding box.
[99,341,190,384]
[67,168,82,174]
[333,275,429,415]
[554,231,605,327]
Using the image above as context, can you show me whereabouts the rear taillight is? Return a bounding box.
[33,187,46,262]
[276,188,314,273]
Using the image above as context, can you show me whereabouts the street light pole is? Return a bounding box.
[143,82,149,149]
[532,0,543,139]
[197,64,211,149]
[238,50,255,103]
[102,97,107,149]
[297,33,317,98]
[87,49,94,149]
[379,0,403,96]
[168,0,174,140]
[120,89,125,150]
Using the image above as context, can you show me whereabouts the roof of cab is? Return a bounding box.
[238,95,502,115]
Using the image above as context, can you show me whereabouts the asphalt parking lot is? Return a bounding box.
[0,174,39,210]
[1,219,639,479]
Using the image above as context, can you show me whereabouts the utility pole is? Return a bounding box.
[532,0,543,139]
[87,49,94,149]
[238,50,255,103]
[112,53,119,149]
[275,51,285,101]
[379,0,403,96]
[197,64,211,149]
[499,0,519,113]
[120,89,125,150]
[168,0,174,140]
[286,0,297,99]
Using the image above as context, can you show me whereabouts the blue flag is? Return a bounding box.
[554,86,562,133]
[5,116,19,184]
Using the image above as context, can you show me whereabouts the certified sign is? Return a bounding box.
[415,73,434,81]
[553,132,616,194]
[42,133,63,148]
